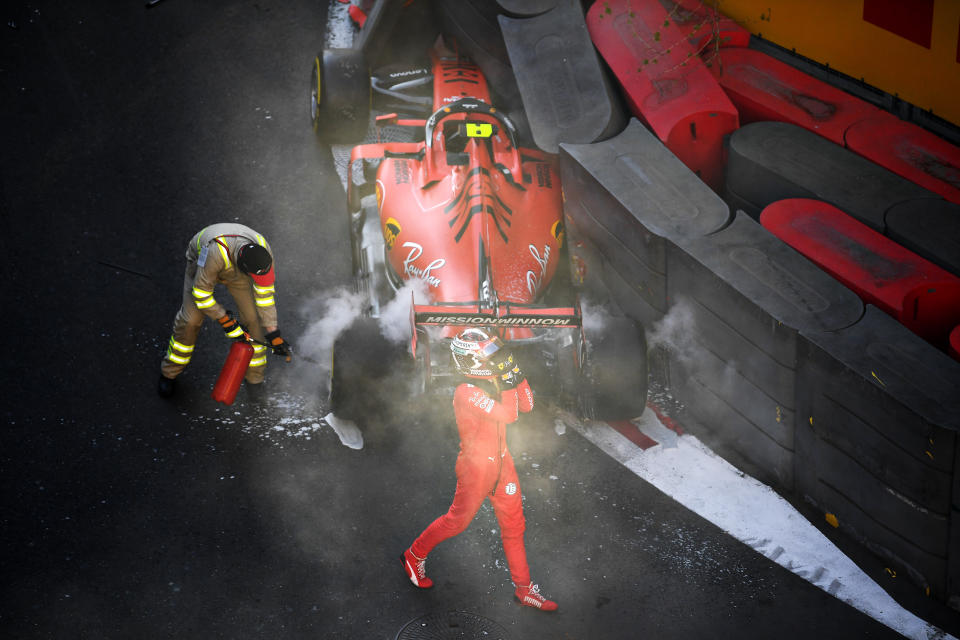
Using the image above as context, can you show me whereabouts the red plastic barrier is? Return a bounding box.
[711,48,879,146]
[212,341,254,405]
[950,326,960,362]
[658,0,751,51]
[586,0,738,190]
[760,198,960,351]
[844,112,960,205]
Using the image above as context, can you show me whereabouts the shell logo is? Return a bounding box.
[551,219,565,248]
[384,217,401,250]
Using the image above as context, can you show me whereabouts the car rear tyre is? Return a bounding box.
[311,48,371,144]
[580,316,648,421]
[328,317,393,422]
[409,328,432,396]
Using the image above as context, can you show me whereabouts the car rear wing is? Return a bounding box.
[409,297,582,355]
[413,303,582,327]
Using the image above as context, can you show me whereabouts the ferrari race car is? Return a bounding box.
[310,38,647,422]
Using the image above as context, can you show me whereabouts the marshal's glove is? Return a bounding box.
[492,351,524,390]
[218,312,248,341]
[265,330,293,359]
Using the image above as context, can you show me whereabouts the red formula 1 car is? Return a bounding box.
[310,38,647,423]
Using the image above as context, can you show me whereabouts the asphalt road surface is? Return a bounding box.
[0,1,954,638]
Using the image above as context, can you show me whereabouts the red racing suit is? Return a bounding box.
[411,378,535,586]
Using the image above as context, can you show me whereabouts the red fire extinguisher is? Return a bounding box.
[212,341,254,405]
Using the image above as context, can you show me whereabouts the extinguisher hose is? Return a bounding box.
[228,319,319,365]
[237,330,293,363]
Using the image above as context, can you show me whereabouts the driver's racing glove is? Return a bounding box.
[492,351,524,390]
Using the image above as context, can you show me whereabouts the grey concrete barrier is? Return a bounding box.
[797,305,960,599]
[560,119,731,324]
[499,0,625,152]
[886,198,960,278]
[725,121,938,231]
[561,116,960,607]
[496,0,560,16]
[943,492,960,610]
[665,212,864,489]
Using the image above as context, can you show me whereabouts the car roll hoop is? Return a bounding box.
[425,99,519,149]
[423,98,522,179]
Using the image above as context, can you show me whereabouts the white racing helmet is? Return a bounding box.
[450,328,503,378]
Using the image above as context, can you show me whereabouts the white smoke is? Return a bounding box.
[376,279,432,344]
[648,297,740,398]
[281,287,367,414]
[295,287,367,367]
[579,297,620,349]
[285,281,432,410]
[647,297,700,367]
[294,280,432,359]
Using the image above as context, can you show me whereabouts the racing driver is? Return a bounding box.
[401,328,558,611]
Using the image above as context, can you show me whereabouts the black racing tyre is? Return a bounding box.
[409,327,432,396]
[580,316,648,421]
[552,332,583,413]
[328,317,388,421]
[310,48,371,144]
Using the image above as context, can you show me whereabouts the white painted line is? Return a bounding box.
[568,409,955,640]
[635,408,679,449]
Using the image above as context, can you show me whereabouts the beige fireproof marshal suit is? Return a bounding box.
[160,223,278,384]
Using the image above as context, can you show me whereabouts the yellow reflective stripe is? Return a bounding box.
[255,296,275,307]
[166,339,192,364]
[196,227,208,252]
[255,234,266,247]
[168,338,194,354]
[250,344,267,366]
[253,284,275,294]
[216,241,231,269]
[166,352,191,364]
[225,326,244,338]
[192,287,215,308]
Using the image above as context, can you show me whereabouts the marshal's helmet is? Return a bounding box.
[237,243,275,287]
[451,328,503,379]
[236,243,272,276]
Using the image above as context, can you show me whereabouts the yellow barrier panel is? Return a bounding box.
[715,0,960,127]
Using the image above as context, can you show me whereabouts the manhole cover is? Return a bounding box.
[395,611,512,640]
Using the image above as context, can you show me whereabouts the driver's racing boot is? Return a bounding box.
[401,548,433,588]
[514,583,558,611]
